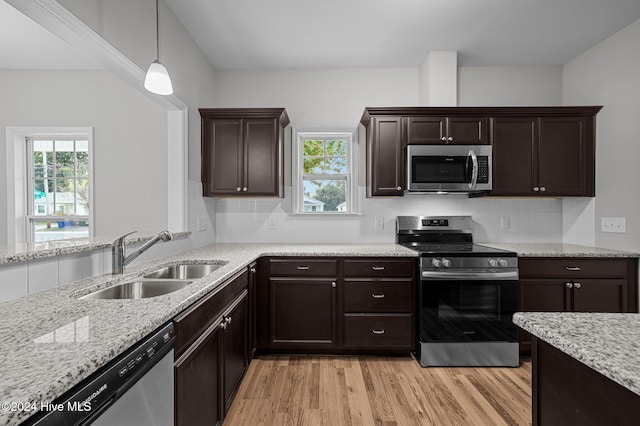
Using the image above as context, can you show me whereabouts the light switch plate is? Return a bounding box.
[601,217,626,233]
[500,216,511,230]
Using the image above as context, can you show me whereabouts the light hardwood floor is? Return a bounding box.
[224,356,532,426]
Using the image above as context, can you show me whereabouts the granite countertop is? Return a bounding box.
[0,231,191,265]
[484,243,639,258]
[0,243,416,425]
[513,312,640,396]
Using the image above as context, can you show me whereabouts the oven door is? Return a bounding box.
[420,270,518,343]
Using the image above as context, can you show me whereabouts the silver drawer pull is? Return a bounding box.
[565,282,573,288]
[371,294,385,299]
[372,266,385,271]
[565,266,581,271]
[372,329,385,335]
[297,266,310,270]
[574,282,582,289]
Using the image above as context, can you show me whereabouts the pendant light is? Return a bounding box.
[144,0,173,95]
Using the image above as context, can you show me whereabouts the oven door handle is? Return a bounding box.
[421,270,518,280]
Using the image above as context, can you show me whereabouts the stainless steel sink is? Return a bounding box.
[79,279,193,300]
[143,263,222,279]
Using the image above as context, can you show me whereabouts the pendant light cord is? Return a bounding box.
[155,0,160,60]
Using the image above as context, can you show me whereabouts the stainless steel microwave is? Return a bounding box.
[406,145,492,193]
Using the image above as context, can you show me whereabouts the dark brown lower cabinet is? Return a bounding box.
[532,337,640,425]
[175,319,223,426]
[268,278,337,348]
[518,257,638,354]
[173,269,249,426]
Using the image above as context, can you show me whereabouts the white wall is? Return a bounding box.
[562,17,640,252]
[213,66,565,243]
[0,70,168,241]
[458,66,563,106]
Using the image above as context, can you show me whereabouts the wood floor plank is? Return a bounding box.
[224,356,532,426]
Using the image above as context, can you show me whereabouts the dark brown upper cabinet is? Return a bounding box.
[491,107,601,197]
[407,116,488,144]
[361,106,601,198]
[200,108,289,197]
[365,116,405,196]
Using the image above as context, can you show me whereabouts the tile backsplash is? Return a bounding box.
[215,186,564,244]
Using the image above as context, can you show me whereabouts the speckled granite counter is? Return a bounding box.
[0,243,416,425]
[484,243,639,258]
[0,231,191,265]
[513,312,640,396]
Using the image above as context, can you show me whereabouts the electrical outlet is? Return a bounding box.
[375,216,385,230]
[267,218,277,230]
[500,216,511,230]
[197,217,207,232]
[601,217,626,233]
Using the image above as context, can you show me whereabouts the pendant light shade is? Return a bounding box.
[145,0,173,95]
[145,60,173,95]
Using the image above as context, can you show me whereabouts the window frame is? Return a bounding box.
[291,129,359,215]
[26,135,92,242]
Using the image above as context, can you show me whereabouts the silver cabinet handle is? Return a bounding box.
[372,266,385,271]
[533,187,540,192]
[447,136,454,142]
[565,266,581,271]
[236,187,241,192]
[250,267,256,273]
[372,329,385,335]
[441,137,447,141]
[243,187,248,192]
[372,294,385,299]
[220,322,227,330]
[331,282,336,288]
[566,282,573,288]
[226,317,233,325]
[574,282,581,289]
[297,266,310,270]
[397,186,402,191]
[540,186,546,192]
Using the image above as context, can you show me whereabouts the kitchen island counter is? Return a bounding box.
[513,311,640,425]
[0,243,416,425]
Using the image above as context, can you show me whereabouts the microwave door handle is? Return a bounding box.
[468,150,478,189]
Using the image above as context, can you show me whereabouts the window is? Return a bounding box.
[26,136,91,242]
[292,130,358,214]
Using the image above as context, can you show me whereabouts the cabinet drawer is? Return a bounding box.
[343,314,413,348]
[174,269,248,356]
[343,259,415,278]
[269,259,338,277]
[519,258,629,279]
[343,279,413,312]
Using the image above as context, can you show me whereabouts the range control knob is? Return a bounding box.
[498,259,508,267]
[488,258,498,267]
[432,258,442,268]
[441,258,451,268]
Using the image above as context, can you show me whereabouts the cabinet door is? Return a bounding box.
[368,116,405,196]
[518,279,570,353]
[407,116,446,144]
[572,279,628,313]
[269,278,337,348]
[244,118,280,196]
[491,117,537,196]
[175,320,222,426]
[538,117,592,196]
[447,116,488,144]
[222,292,249,415]
[202,119,243,195]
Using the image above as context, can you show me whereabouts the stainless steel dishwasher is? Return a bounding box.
[26,322,175,426]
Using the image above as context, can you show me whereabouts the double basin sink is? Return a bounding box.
[79,263,225,300]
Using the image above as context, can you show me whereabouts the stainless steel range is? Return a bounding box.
[397,216,519,367]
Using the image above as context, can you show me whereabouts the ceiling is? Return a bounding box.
[2,0,640,71]
[165,0,640,69]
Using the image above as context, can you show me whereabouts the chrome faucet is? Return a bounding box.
[112,230,173,275]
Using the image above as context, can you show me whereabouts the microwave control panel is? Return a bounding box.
[477,156,489,184]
